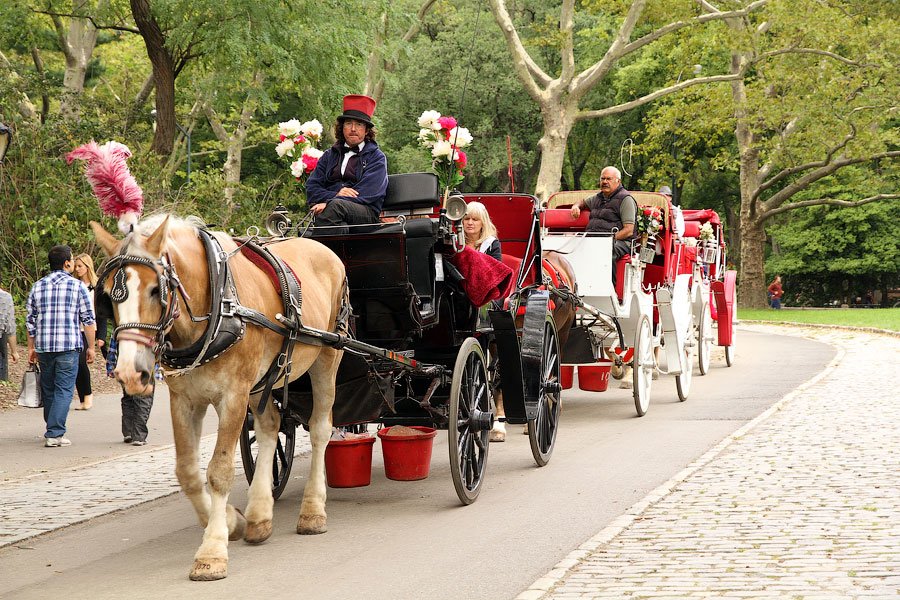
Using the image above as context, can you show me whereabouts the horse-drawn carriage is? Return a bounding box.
[240,173,564,505]
[539,189,714,415]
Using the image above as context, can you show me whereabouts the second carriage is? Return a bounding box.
[540,189,726,416]
[241,173,563,505]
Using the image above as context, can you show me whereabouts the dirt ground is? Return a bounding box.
[0,355,121,412]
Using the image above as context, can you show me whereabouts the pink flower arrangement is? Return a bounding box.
[636,206,663,236]
[417,110,473,192]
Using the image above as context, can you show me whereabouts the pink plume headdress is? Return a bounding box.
[66,140,144,234]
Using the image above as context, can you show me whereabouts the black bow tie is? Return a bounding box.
[341,144,362,154]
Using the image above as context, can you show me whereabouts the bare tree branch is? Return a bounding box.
[762,151,900,210]
[571,0,647,95]
[488,0,552,95]
[576,73,743,120]
[753,47,872,68]
[33,8,140,34]
[559,0,575,84]
[755,124,858,199]
[763,193,900,219]
[618,1,768,60]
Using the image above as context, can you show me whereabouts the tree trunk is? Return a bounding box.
[739,217,768,308]
[223,139,242,207]
[533,103,576,202]
[56,0,102,119]
[131,0,176,155]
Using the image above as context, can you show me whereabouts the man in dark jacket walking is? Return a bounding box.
[569,166,638,287]
[306,94,388,235]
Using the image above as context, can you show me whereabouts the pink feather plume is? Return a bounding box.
[67,140,143,233]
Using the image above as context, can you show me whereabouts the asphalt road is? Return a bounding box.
[0,327,834,600]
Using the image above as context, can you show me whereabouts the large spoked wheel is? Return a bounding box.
[526,317,562,467]
[240,410,295,501]
[725,343,735,367]
[633,315,653,416]
[675,310,695,402]
[449,337,493,505]
[697,302,712,375]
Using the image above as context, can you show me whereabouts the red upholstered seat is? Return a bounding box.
[540,209,589,231]
[682,221,701,238]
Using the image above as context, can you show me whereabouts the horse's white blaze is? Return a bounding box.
[113,267,153,395]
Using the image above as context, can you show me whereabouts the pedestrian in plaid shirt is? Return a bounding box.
[26,245,95,447]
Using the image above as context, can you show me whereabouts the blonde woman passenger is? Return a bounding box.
[462,201,502,261]
[72,254,102,410]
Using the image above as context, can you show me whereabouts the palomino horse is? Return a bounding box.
[92,215,346,581]
[490,250,577,442]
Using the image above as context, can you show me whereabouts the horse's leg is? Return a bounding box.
[243,399,279,544]
[171,398,212,526]
[188,391,249,581]
[490,390,507,442]
[297,348,340,535]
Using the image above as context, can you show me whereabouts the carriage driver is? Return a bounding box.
[569,166,639,287]
[306,94,389,235]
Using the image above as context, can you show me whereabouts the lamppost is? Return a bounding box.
[0,123,11,163]
[670,64,702,206]
[150,109,191,185]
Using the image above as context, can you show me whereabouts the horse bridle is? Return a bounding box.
[97,253,183,358]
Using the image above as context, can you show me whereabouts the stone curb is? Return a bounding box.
[515,326,848,600]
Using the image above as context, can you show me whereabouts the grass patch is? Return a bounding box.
[737,307,900,332]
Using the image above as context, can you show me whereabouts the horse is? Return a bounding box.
[91,215,346,581]
[489,249,577,442]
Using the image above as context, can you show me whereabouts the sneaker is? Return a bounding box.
[132,440,147,446]
[44,437,71,447]
[123,436,133,444]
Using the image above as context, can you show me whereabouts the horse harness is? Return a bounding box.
[98,227,348,414]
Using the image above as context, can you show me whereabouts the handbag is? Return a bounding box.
[17,364,42,408]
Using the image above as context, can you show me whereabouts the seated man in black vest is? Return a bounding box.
[569,166,638,287]
[306,94,389,235]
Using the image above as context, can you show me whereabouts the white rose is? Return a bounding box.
[278,119,301,138]
[301,146,324,159]
[276,139,295,157]
[300,119,323,139]
[431,139,453,159]
[418,128,437,147]
[447,126,472,147]
[418,110,441,130]
[290,160,305,178]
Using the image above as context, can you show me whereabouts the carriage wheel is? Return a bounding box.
[449,337,492,505]
[632,315,653,417]
[697,302,712,376]
[675,312,695,402]
[725,344,735,367]
[526,316,562,466]
[239,409,296,501]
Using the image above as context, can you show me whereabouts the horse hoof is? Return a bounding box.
[297,515,327,535]
[489,430,506,443]
[610,364,625,380]
[228,507,246,541]
[189,558,227,581]
[244,520,273,544]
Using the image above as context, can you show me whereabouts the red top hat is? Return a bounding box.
[339,94,376,126]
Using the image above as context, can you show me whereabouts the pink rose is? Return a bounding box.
[302,153,319,173]
[279,134,286,142]
[454,148,467,169]
[294,134,306,145]
[438,116,457,132]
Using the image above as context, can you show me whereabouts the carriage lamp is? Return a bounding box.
[0,123,11,163]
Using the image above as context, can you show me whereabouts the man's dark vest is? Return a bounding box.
[587,185,637,239]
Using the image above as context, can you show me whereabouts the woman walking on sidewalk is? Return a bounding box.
[72,254,102,409]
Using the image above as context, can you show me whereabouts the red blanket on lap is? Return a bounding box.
[449,246,514,307]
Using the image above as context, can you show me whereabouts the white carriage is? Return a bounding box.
[540,190,704,416]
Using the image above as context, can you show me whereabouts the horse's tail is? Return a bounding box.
[335,277,352,337]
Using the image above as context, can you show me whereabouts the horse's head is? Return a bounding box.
[92,216,174,396]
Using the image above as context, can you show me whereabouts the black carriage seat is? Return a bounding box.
[314,173,444,344]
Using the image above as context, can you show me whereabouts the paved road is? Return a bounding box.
[1,325,893,599]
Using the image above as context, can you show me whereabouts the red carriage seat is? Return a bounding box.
[682,220,701,239]
[540,208,589,231]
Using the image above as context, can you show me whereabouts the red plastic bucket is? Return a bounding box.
[578,360,612,392]
[560,365,574,389]
[324,435,376,488]
[377,426,437,481]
